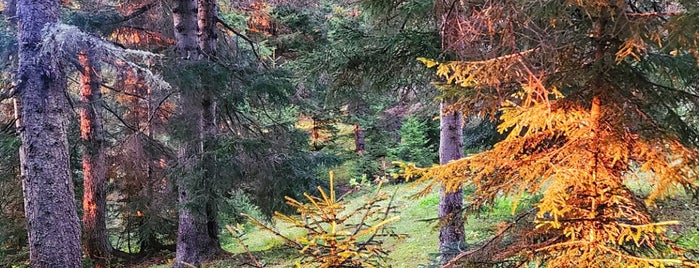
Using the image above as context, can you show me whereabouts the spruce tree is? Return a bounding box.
[16,0,83,265]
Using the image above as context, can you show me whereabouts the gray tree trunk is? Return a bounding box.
[198,0,221,256]
[354,124,365,155]
[173,0,199,58]
[197,0,217,57]
[173,0,221,265]
[16,0,83,266]
[438,99,465,265]
[79,50,112,267]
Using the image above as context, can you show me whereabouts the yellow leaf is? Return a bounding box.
[416,57,438,68]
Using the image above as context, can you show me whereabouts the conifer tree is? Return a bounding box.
[78,48,112,267]
[173,0,229,264]
[16,0,83,266]
[413,0,699,266]
[172,0,220,265]
[435,0,465,263]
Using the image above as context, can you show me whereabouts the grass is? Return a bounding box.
[142,182,540,267]
[143,176,699,268]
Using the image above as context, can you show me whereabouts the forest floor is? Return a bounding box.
[143,180,699,268]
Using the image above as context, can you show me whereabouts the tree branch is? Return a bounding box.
[216,16,268,68]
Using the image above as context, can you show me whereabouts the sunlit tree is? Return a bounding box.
[412,0,699,266]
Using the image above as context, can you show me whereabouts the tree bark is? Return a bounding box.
[438,99,464,265]
[197,0,217,57]
[173,0,199,59]
[173,0,221,265]
[16,0,83,266]
[354,124,365,155]
[436,0,467,263]
[198,0,221,256]
[79,50,113,267]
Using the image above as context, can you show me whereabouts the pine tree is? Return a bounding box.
[78,48,112,267]
[16,0,83,265]
[389,116,436,167]
[412,0,699,266]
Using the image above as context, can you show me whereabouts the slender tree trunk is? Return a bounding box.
[197,0,217,58]
[435,0,467,263]
[354,124,365,155]
[198,0,222,255]
[173,0,222,265]
[79,50,112,267]
[16,0,82,265]
[201,97,220,254]
[438,99,464,264]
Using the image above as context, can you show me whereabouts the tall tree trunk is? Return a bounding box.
[201,97,220,254]
[79,50,112,267]
[198,0,221,256]
[16,0,83,266]
[173,0,222,265]
[438,99,464,264]
[436,0,467,264]
[354,124,365,155]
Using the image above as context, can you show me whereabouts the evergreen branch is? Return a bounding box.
[109,2,159,25]
[145,91,174,128]
[635,73,699,103]
[215,16,268,69]
[642,86,699,147]
[225,225,264,268]
[242,213,304,249]
[597,244,683,265]
[442,208,538,268]
[0,118,17,135]
[625,12,683,18]
[100,82,147,100]
[101,102,140,133]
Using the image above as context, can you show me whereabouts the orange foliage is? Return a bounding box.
[410,0,699,266]
[109,27,173,49]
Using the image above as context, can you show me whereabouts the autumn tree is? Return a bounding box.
[412,0,699,266]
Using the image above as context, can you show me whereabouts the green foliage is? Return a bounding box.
[0,132,26,267]
[388,116,436,167]
[348,174,372,189]
[246,172,403,267]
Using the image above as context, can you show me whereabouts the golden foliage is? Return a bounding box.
[413,46,699,266]
[401,85,699,264]
[245,172,403,268]
[418,0,699,266]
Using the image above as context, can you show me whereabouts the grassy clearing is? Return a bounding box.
[148,182,537,267]
[144,177,699,268]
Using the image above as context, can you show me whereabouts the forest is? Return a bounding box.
[1,0,699,267]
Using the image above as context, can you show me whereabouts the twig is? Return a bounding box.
[215,16,268,69]
[225,225,264,268]
[441,208,536,268]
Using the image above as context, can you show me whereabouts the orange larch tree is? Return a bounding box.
[411,0,699,266]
